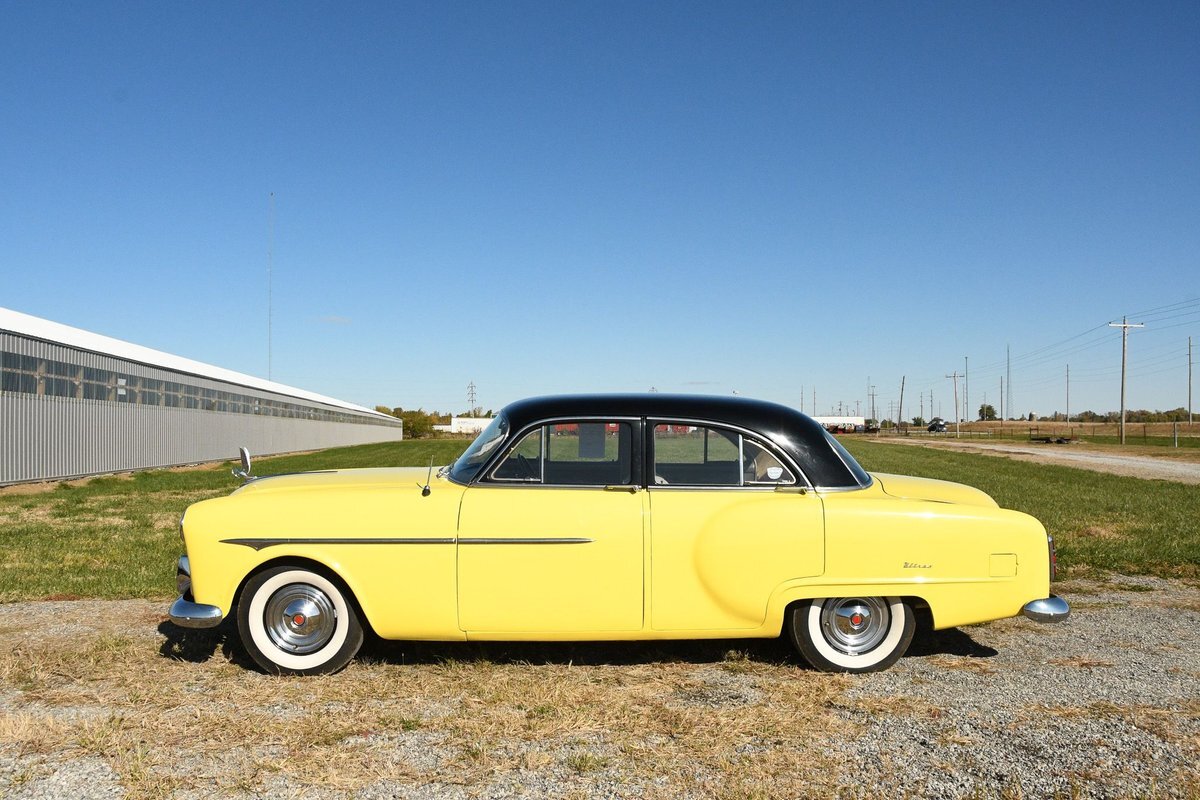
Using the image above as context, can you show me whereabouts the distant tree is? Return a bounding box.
[1027,412,1035,422]
[911,416,926,427]
[392,408,435,438]
[978,404,997,421]
[374,405,391,415]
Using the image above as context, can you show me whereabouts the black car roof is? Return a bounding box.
[498,393,868,489]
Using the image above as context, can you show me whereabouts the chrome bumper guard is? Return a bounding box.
[1021,595,1070,623]
[168,555,224,628]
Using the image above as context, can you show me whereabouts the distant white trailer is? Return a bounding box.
[433,416,493,435]
[811,415,866,433]
[0,306,404,484]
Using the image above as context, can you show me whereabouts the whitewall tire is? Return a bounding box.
[789,596,915,673]
[237,566,363,675]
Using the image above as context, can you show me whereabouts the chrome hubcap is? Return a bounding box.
[264,584,337,654]
[820,597,889,655]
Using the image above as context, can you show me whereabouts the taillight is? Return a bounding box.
[1048,534,1058,581]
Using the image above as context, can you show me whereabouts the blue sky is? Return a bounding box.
[3,2,1197,419]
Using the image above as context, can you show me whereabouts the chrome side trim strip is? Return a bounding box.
[220,536,596,550]
[458,537,594,545]
[221,537,455,551]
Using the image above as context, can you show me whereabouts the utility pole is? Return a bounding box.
[813,387,816,417]
[1189,336,1193,427]
[467,381,477,414]
[869,385,877,423]
[919,392,924,423]
[1066,365,1070,431]
[945,371,961,438]
[1000,376,1004,423]
[964,356,969,423]
[897,376,906,429]
[800,385,804,414]
[1108,316,1144,444]
[1006,344,1011,427]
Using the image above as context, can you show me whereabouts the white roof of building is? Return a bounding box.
[0,306,388,418]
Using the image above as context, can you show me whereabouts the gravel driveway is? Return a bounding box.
[1,577,1198,799]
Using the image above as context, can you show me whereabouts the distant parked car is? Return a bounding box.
[927,420,948,432]
[169,394,1067,675]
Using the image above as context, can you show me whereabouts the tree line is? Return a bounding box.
[907,405,1194,426]
[373,406,493,438]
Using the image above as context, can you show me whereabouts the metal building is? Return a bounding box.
[1,307,403,485]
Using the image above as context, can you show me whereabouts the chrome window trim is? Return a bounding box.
[479,415,641,488]
[647,417,812,491]
[813,481,872,494]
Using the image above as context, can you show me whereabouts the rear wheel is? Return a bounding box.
[789,596,914,673]
[237,566,363,675]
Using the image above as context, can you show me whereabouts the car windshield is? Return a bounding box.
[448,414,510,483]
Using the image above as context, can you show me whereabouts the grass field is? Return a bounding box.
[0,441,468,602]
[1,436,1197,602]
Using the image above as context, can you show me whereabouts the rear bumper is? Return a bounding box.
[1021,595,1070,623]
[167,555,224,628]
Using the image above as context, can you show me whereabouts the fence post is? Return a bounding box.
[1174,422,1179,448]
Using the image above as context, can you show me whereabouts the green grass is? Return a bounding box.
[0,440,468,602]
[2,437,1196,602]
[841,439,1200,580]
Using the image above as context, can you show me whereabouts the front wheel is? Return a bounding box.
[237,566,364,675]
[788,596,914,673]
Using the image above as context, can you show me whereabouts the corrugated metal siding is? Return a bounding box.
[1,332,404,485]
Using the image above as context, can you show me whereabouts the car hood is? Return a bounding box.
[232,467,437,496]
[870,472,999,508]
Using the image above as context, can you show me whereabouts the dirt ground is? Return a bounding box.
[2,577,1199,799]
[873,437,1200,484]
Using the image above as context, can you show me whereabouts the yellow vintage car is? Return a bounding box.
[169,394,1068,675]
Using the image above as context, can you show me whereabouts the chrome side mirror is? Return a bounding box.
[232,446,253,482]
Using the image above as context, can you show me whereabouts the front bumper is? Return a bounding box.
[1021,595,1070,623]
[167,555,224,628]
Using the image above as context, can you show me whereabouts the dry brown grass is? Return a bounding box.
[923,655,1001,675]
[0,622,867,799]
[1046,656,1115,668]
[1075,525,1124,541]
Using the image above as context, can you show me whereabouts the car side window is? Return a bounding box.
[491,427,543,481]
[492,422,633,486]
[742,438,797,485]
[652,424,795,487]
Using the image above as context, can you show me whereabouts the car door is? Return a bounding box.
[457,419,646,633]
[648,421,824,631]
